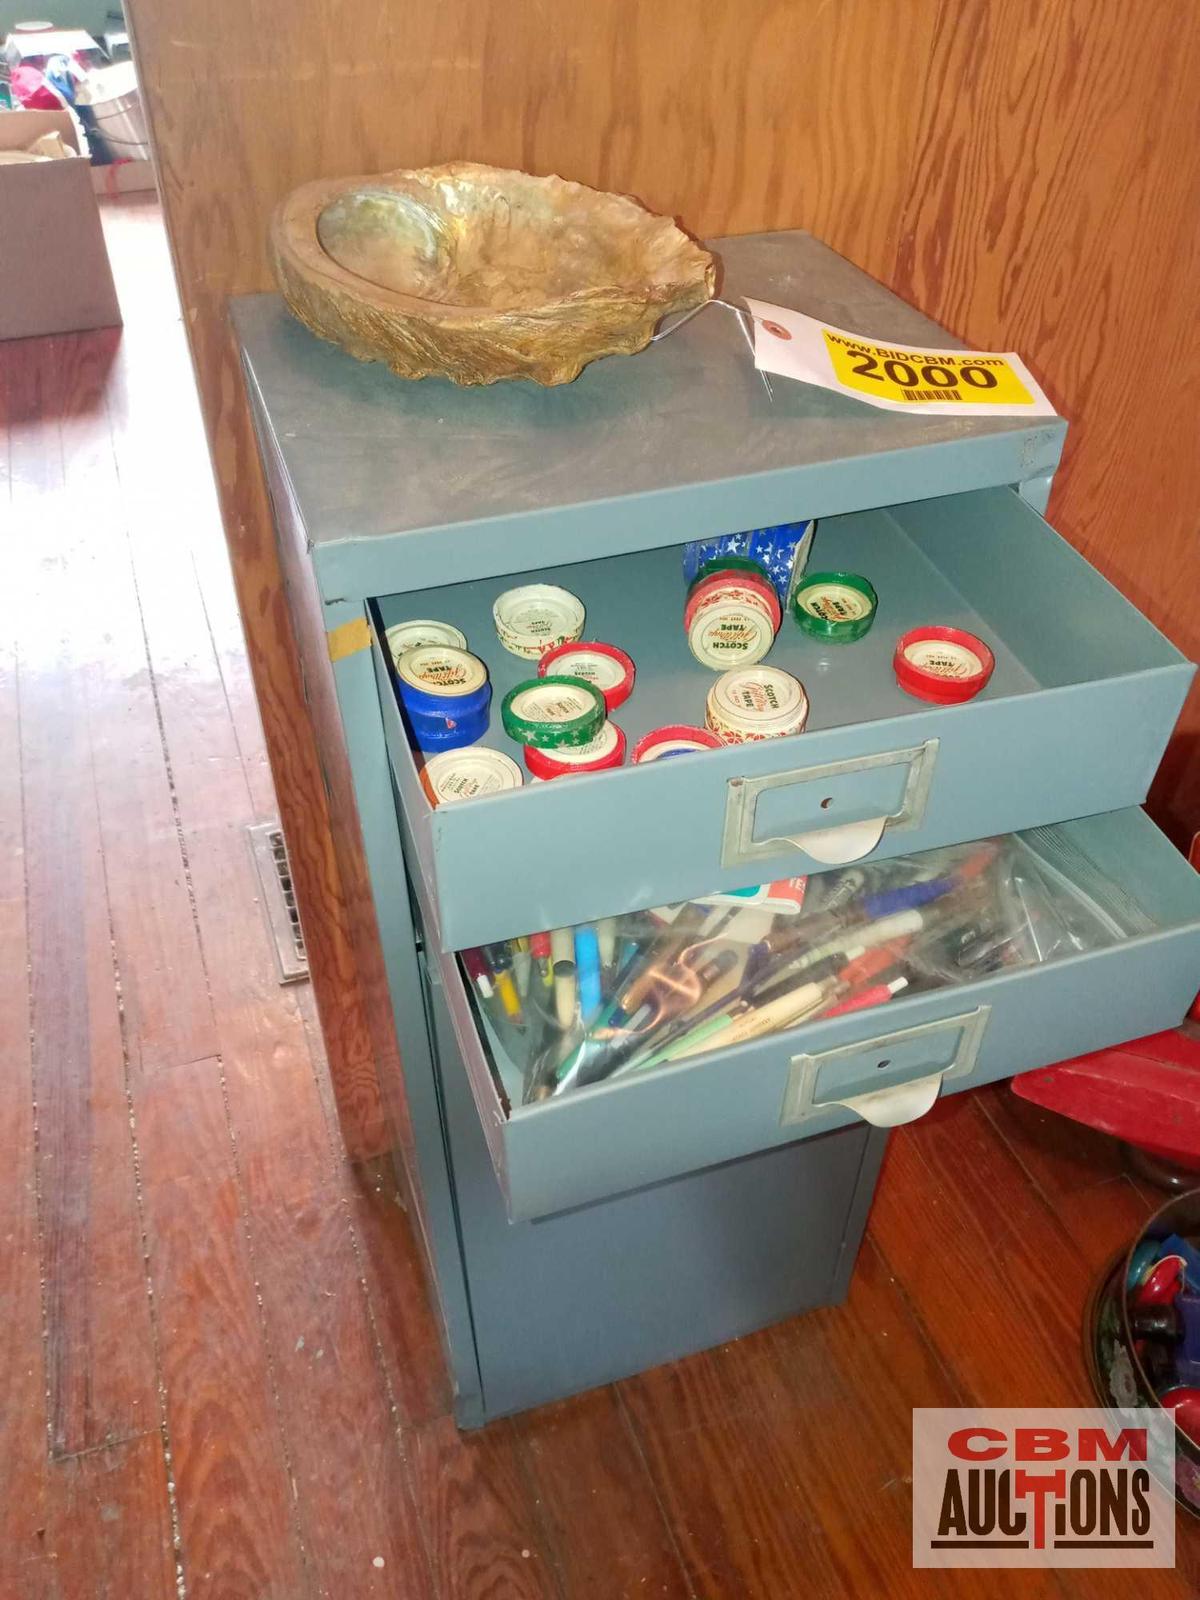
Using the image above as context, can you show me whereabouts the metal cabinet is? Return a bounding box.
[236,229,1200,1426]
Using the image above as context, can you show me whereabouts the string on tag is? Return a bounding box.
[651,295,774,401]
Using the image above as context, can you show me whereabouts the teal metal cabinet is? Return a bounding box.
[235,230,1200,1426]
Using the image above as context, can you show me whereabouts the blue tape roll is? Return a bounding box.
[404,689,492,752]
[399,678,491,721]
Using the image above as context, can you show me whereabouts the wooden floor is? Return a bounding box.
[1,197,1196,1600]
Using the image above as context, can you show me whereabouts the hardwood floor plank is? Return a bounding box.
[55,330,217,1076]
[873,1095,1128,1406]
[250,1189,432,1598]
[513,1388,691,1600]
[406,1413,560,1600]
[135,1059,311,1600]
[620,1242,1050,1600]
[350,1157,454,1430]
[977,1079,1158,1261]
[10,333,159,1455]
[872,1095,1200,1596]
[0,627,53,1600]
[619,1338,848,1600]
[41,1433,177,1600]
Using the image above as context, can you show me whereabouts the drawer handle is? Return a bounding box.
[781,1004,990,1129]
[720,739,939,869]
[828,1070,945,1129]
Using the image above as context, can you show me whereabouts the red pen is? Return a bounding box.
[836,938,913,989]
[823,975,909,1018]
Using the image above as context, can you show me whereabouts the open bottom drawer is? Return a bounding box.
[418,809,1200,1221]
[374,485,1192,952]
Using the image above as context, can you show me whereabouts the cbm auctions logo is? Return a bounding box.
[913,1409,1176,1568]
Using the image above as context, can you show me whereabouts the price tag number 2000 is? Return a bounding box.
[823,333,1035,407]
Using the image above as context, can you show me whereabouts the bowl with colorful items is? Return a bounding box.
[1085,1189,1200,1515]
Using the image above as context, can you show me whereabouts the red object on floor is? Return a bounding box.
[1011,831,1200,1162]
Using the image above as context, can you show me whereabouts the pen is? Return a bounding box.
[764,909,926,989]
[550,927,577,1029]
[675,977,839,1059]
[631,973,836,1072]
[597,917,617,973]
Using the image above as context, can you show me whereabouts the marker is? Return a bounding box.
[575,926,603,1019]
[550,927,577,1029]
[485,943,523,1023]
[528,931,553,990]
[822,976,908,1018]
[511,936,532,997]
[834,939,913,990]
[461,947,494,1002]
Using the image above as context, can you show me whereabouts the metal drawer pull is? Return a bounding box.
[828,1070,945,1129]
[781,1004,990,1128]
[720,739,938,869]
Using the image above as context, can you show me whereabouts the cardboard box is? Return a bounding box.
[3,28,104,68]
[0,109,121,339]
[91,156,157,197]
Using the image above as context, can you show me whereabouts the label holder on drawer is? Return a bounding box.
[781,1003,991,1129]
[721,739,939,869]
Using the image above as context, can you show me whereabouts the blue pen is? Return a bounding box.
[861,877,957,919]
[574,926,603,1020]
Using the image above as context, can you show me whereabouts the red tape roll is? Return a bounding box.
[893,626,995,704]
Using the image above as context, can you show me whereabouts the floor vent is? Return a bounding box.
[246,822,309,984]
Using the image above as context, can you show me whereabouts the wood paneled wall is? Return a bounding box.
[125,0,1200,1156]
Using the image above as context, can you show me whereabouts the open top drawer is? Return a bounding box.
[417,808,1200,1222]
[374,484,1192,952]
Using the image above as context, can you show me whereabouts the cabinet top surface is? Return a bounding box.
[233,229,1065,598]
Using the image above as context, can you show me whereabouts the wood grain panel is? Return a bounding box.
[124,0,1200,1168]
[891,0,1200,847]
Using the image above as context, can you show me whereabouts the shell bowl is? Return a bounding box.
[270,162,716,387]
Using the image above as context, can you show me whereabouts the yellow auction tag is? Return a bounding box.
[822,332,1035,407]
[742,298,1057,418]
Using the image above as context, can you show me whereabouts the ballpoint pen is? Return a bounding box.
[669,975,841,1060]
[596,916,617,973]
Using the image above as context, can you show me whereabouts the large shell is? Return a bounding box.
[269,162,716,387]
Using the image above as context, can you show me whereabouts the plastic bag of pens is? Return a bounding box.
[461,828,1151,1107]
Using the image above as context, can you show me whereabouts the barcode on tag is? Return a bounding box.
[898,390,963,402]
